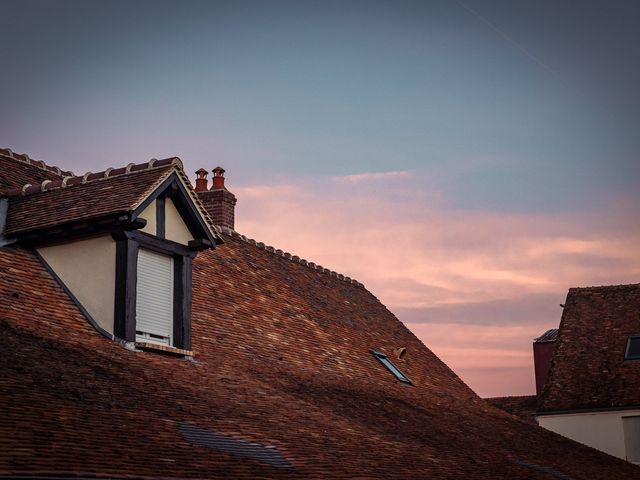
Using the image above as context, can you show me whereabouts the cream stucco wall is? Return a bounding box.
[137,198,193,245]
[139,199,156,235]
[537,409,640,461]
[165,198,193,245]
[38,235,116,334]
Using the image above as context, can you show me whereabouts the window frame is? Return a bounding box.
[113,229,194,351]
[625,336,640,360]
[371,350,412,385]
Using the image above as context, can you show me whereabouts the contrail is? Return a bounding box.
[453,0,565,83]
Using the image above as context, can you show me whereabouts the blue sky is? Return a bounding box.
[3,0,638,211]
[2,0,639,395]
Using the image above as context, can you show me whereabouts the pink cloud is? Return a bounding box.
[231,171,640,397]
[330,170,411,184]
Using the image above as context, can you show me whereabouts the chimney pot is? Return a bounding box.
[211,166,226,190]
[194,168,208,192]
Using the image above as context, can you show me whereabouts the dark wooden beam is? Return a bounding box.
[18,214,146,248]
[114,238,138,342]
[173,255,192,350]
[188,238,212,251]
[126,230,195,257]
[156,197,165,239]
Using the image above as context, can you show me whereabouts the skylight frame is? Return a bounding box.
[371,350,412,385]
[624,336,640,360]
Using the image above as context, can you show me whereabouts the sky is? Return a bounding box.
[2,0,639,397]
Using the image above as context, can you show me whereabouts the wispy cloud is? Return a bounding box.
[331,170,411,184]
[233,169,640,397]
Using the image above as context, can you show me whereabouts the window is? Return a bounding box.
[371,350,412,385]
[113,230,194,351]
[623,416,640,464]
[136,248,174,346]
[625,336,640,360]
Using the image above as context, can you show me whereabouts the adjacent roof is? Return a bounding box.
[486,395,538,425]
[1,154,638,478]
[0,148,70,195]
[538,284,640,413]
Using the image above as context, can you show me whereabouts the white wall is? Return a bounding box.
[138,198,193,245]
[139,198,156,235]
[165,198,193,245]
[38,235,116,334]
[537,409,640,462]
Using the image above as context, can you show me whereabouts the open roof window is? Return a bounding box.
[371,350,412,385]
[625,336,640,360]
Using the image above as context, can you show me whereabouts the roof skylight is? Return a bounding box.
[625,336,640,360]
[371,350,412,385]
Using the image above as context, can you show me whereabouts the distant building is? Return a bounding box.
[537,284,640,463]
[491,284,640,465]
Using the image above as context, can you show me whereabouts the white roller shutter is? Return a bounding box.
[136,248,174,345]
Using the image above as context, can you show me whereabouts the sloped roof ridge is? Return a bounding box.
[569,283,640,293]
[2,156,183,198]
[0,147,74,177]
[217,225,365,288]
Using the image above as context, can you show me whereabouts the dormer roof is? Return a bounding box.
[2,154,221,246]
[0,148,71,195]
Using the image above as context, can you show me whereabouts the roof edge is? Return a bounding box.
[217,225,365,288]
[536,403,640,416]
[568,283,640,292]
[0,147,74,178]
[2,157,182,198]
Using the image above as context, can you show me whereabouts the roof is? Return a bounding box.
[0,148,71,195]
[534,329,558,343]
[2,155,220,245]
[1,155,639,478]
[4,164,174,235]
[538,284,640,413]
[486,395,538,425]
[2,240,638,478]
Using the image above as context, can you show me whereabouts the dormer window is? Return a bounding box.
[113,228,196,353]
[136,248,175,346]
[109,176,218,354]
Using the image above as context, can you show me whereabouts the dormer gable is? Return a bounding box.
[133,169,219,249]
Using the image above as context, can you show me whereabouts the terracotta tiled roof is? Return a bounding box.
[486,395,538,425]
[538,284,640,413]
[1,238,638,478]
[216,225,366,288]
[0,148,71,195]
[3,159,179,236]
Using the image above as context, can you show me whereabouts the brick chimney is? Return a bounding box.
[194,166,237,230]
[533,329,558,396]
